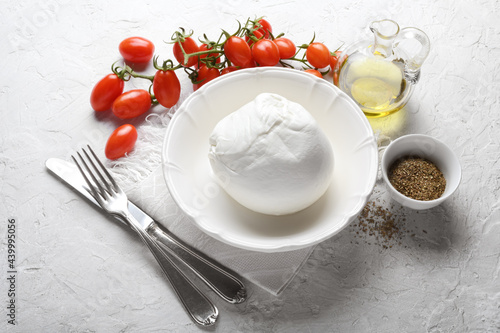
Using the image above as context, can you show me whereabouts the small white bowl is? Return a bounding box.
[381,134,461,210]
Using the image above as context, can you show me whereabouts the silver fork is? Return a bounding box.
[72,145,218,326]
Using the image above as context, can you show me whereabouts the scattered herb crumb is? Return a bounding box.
[350,199,411,248]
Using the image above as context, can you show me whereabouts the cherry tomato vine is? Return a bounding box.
[91,16,342,159]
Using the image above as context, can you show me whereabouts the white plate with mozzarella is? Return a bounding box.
[162,67,377,252]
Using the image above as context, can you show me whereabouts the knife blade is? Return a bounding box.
[46,157,246,304]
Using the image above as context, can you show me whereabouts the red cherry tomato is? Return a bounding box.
[173,37,199,67]
[198,43,221,66]
[224,36,254,68]
[153,70,181,108]
[119,37,155,63]
[90,74,124,112]
[274,37,296,59]
[252,39,280,66]
[245,30,264,47]
[304,69,323,78]
[306,42,330,68]
[112,89,151,119]
[329,50,341,70]
[331,51,343,86]
[221,66,238,75]
[105,124,138,160]
[193,65,220,91]
[256,19,272,39]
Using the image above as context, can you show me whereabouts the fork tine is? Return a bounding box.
[86,145,119,192]
[76,150,110,201]
[72,153,100,200]
[82,147,113,194]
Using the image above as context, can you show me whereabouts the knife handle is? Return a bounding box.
[148,222,247,304]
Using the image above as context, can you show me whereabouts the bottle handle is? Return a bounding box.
[395,27,430,84]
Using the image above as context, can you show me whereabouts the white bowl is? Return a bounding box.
[162,67,378,252]
[381,134,461,210]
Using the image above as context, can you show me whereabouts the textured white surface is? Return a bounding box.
[1,0,499,332]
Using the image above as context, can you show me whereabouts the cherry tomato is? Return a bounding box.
[306,42,330,68]
[252,39,280,66]
[105,124,138,160]
[224,36,254,68]
[330,51,343,86]
[256,19,272,39]
[153,70,181,108]
[193,65,220,91]
[329,50,341,70]
[112,89,151,119]
[245,30,264,47]
[221,66,238,75]
[304,69,323,78]
[198,43,221,66]
[119,37,155,63]
[274,37,296,59]
[90,74,124,112]
[173,37,199,67]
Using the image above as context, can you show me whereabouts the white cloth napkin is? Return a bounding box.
[126,165,315,295]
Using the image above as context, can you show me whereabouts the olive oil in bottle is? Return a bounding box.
[338,53,409,118]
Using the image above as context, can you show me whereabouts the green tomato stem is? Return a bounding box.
[129,72,155,82]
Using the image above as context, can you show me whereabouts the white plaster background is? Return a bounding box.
[1,0,499,332]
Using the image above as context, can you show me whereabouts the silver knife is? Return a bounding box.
[46,158,246,304]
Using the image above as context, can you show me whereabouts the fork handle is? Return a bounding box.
[123,212,218,326]
[147,222,246,304]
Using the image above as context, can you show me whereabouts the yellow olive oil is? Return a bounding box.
[339,53,409,118]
